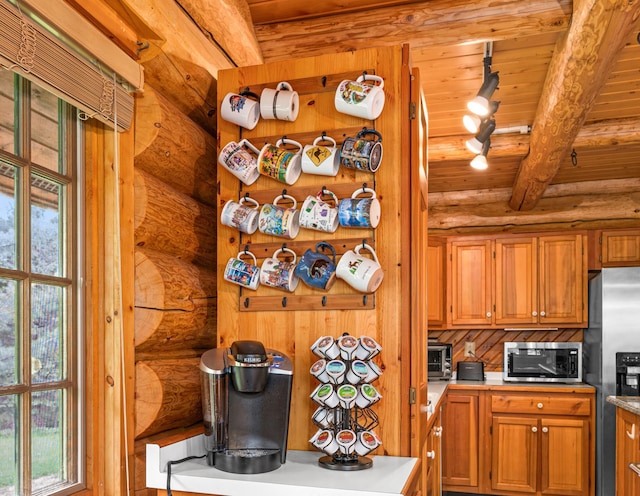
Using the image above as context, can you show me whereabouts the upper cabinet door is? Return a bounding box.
[428,237,447,328]
[602,230,640,267]
[495,237,538,325]
[449,239,493,325]
[538,234,585,324]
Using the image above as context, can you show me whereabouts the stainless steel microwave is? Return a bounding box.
[503,341,582,383]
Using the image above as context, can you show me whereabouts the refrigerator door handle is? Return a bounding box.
[627,423,636,440]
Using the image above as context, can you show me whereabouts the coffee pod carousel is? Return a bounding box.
[309,334,382,470]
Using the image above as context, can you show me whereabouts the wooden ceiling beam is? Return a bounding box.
[429,117,640,162]
[254,0,572,62]
[509,0,640,211]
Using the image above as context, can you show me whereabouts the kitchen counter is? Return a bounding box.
[146,434,419,496]
[607,395,640,415]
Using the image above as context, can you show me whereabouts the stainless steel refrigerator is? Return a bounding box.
[583,267,640,496]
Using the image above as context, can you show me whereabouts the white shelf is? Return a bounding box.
[146,434,418,496]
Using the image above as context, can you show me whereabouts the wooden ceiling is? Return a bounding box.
[244,0,640,223]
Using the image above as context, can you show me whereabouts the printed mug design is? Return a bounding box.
[228,94,249,113]
[338,198,377,228]
[259,203,299,238]
[338,80,374,105]
[305,146,332,167]
[341,139,382,172]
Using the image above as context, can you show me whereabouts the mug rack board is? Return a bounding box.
[220,69,384,312]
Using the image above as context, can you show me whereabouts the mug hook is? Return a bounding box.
[281,188,287,197]
[362,239,367,250]
[244,244,250,254]
[362,182,368,192]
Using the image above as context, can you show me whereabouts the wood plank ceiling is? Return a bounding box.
[245,0,640,226]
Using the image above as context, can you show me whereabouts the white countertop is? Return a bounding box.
[147,434,418,496]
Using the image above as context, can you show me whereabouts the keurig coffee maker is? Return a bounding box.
[200,340,293,474]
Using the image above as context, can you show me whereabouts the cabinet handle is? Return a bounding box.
[532,427,538,433]
[532,311,538,317]
[629,463,640,477]
[486,312,492,318]
[542,427,549,433]
[540,311,546,317]
[435,429,442,438]
[627,424,636,440]
[537,403,544,409]
[426,450,436,459]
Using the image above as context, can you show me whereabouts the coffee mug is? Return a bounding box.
[338,187,381,228]
[301,135,340,176]
[223,250,260,290]
[335,74,385,120]
[340,128,383,173]
[336,243,384,293]
[220,90,261,129]
[260,81,299,121]
[258,138,303,185]
[260,247,299,292]
[294,242,337,291]
[220,196,260,234]
[258,194,300,239]
[218,139,261,185]
[299,189,339,233]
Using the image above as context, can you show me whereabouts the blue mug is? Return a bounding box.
[294,242,337,290]
[338,187,381,228]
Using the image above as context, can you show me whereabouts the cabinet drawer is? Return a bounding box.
[491,394,591,416]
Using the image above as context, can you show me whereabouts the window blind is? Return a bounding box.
[0,0,137,131]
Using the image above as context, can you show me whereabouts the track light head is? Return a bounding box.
[467,72,500,116]
[465,119,496,154]
[463,114,482,133]
[470,139,491,170]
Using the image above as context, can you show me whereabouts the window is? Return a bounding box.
[0,68,82,496]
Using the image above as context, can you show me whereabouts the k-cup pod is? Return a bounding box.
[340,128,383,173]
[299,190,339,233]
[347,360,370,384]
[258,138,303,185]
[335,74,385,120]
[260,81,299,121]
[311,383,339,408]
[258,194,300,239]
[354,430,382,456]
[336,430,357,455]
[220,90,260,130]
[363,360,382,383]
[336,243,384,293]
[310,429,339,455]
[220,196,260,234]
[218,139,261,185]
[223,250,260,290]
[311,336,340,360]
[310,358,329,383]
[312,406,331,429]
[301,135,340,176]
[260,247,299,292]
[338,187,381,229]
[355,383,382,408]
[325,359,346,385]
[294,242,337,290]
[355,335,382,360]
[337,384,358,409]
[338,334,359,361]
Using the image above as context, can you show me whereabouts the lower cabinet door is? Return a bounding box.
[491,415,538,493]
[540,417,589,495]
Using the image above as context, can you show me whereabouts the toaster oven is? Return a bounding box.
[428,341,452,380]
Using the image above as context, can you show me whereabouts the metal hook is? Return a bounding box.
[281,188,287,197]
[571,148,578,167]
[362,70,368,78]
[282,297,287,308]
[362,239,367,250]
[322,130,327,139]
[244,244,250,254]
[321,185,327,196]
[362,182,367,192]
[244,297,250,308]
[363,295,368,306]
[281,242,287,251]
[244,192,250,199]
[322,296,327,307]
[321,76,327,87]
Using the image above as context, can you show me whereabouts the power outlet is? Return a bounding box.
[464,341,476,358]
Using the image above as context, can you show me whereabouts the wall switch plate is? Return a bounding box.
[464,341,476,357]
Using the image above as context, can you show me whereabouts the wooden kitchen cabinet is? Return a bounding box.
[427,237,446,328]
[489,392,592,496]
[601,229,640,267]
[616,406,640,496]
[442,391,479,491]
[425,408,442,496]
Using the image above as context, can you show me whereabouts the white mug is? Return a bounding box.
[299,189,339,233]
[258,194,300,239]
[223,250,260,290]
[260,81,299,121]
[337,243,384,293]
[335,74,385,120]
[260,247,299,292]
[258,138,303,185]
[220,91,260,130]
[301,135,340,176]
[218,139,261,185]
[220,196,260,234]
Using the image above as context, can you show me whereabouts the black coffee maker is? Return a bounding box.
[616,352,640,396]
[199,340,293,474]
